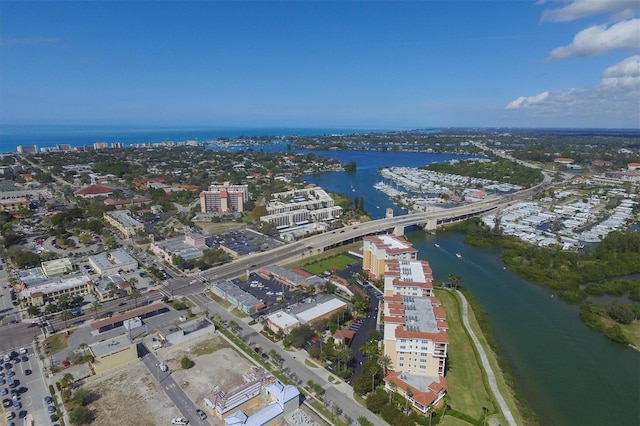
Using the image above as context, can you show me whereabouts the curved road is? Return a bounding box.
[456,290,517,426]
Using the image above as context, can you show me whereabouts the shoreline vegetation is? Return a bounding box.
[445,218,640,348]
[435,287,537,426]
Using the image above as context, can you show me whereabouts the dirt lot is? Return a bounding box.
[83,363,181,426]
[164,334,254,407]
[79,333,245,426]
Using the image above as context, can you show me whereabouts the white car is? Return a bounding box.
[171,418,189,425]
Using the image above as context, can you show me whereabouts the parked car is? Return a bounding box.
[171,418,189,425]
[195,409,207,420]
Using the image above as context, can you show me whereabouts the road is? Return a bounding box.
[139,344,210,426]
[188,293,387,426]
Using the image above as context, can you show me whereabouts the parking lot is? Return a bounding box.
[1,348,54,426]
[231,273,297,316]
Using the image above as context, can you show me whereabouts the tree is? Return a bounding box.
[105,282,118,298]
[181,356,195,369]
[61,372,75,389]
[57,294,70,310]
[128,277,139,288]
[130,287,142,308]
[60,310,73,329]
[27,305,40,318]
[447,274,463,290]
[92,300,101,318]
[378,355,393,377]
[405,387,414,411]
[69,405,94,425]
[72,388,93,406]
[334,345,352,370]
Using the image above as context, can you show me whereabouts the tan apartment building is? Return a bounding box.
[362,234,417,279]
[199,181,250,214]
[20,274,93,307]
[383,259,434,298]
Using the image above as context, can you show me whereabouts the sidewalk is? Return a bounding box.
[456,290,517,426]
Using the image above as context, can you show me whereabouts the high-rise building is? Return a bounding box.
[362,235,417,279]
[199,182,250,213]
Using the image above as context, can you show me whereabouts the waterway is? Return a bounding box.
[301,149,640,426]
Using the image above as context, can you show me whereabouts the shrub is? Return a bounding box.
[181,356,194,369]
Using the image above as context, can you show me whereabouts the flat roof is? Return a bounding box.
[213,280,265,308]
[21,274,90,298]
[403,296,439,333]
[267,311,299,330]
[90,334,132,357]
[296,298,347,323]
[91,303,166,330]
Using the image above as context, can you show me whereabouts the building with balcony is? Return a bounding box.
[259,187,342,229]
[363,235,417,279]
[200,182,250,214]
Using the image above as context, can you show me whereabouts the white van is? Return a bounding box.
[152,344,162,350]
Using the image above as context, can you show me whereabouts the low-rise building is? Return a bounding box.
[266,296,348,335]
[150,229,207,265]
[41,258,73,278]
[73,183,115,198]
[20,274,92,307]
[104,210,144,238]
[89,334,138,375]
[211,280,266,315]
[0,197,29,212]
[88,250,138,277]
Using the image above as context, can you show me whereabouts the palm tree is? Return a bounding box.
[61,372,75,389]
[130,287,142,308]
[105,282,118,298]
[128,277,139,289]
[405,386,414,411]
[378,355,393,377]
[92,300,101,318]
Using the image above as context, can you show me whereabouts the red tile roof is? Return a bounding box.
[73,184,114,196]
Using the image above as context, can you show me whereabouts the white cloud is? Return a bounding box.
[542,0,640,23]
[506,56,640,124]
[546,18,640,61]
[506,92,550,109]
[601,55,640,91]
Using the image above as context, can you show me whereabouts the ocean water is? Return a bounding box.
[0,125,397,154]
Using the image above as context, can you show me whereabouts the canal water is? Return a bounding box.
[300,149,640,426]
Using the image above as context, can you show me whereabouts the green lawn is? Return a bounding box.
[302,254,357,276]
[43,332,70,355]
[435,289,495,420]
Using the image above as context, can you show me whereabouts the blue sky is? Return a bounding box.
[1,1,638,129]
